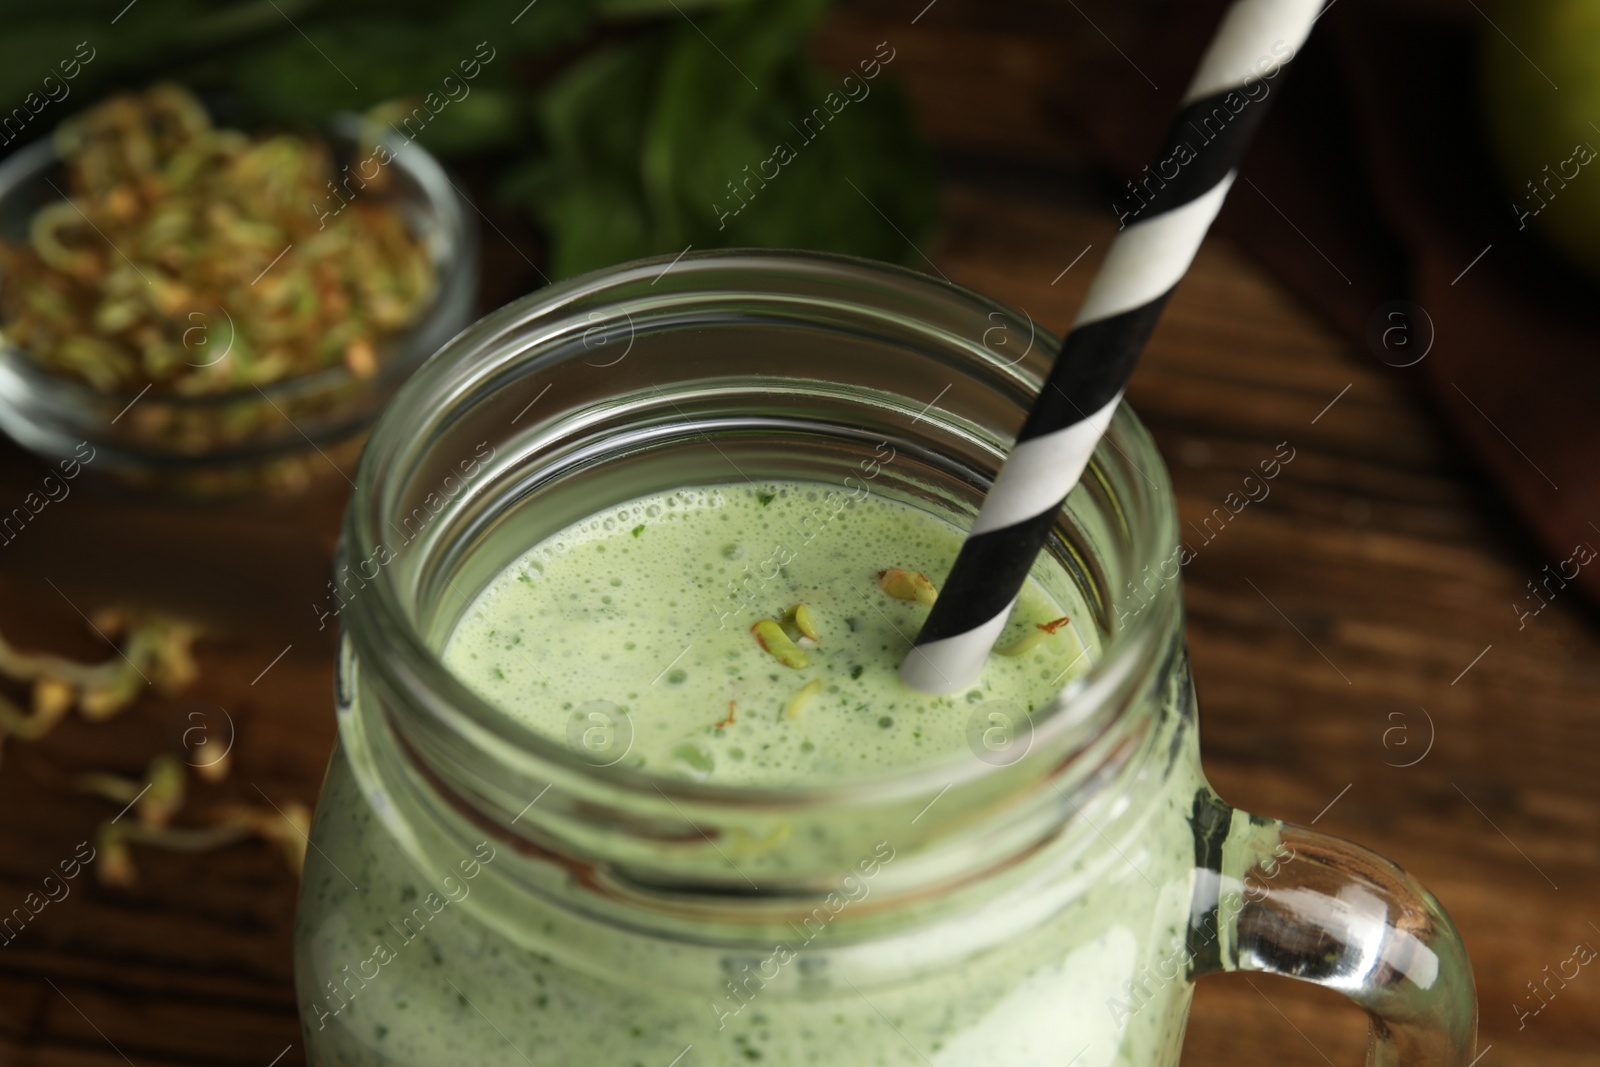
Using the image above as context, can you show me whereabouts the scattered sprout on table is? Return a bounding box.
[75,754,186,827]
[0,605,308,884]
[95,801,311,889]
[0,609,200,752]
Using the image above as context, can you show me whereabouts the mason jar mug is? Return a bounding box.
[294,250,1478,1067]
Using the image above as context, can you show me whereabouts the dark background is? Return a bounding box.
[0,1,1596,1064]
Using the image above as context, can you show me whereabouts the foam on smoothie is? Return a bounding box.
[441,481,1090,784]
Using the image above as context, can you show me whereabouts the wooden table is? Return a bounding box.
[1,4,1596,1064]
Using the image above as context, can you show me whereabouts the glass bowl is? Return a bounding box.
[0,113,479,496]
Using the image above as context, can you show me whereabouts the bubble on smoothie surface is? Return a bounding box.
[441,482,1092,786]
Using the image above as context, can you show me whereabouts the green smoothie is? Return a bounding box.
[297,481,1203,1066]
[441,481,1089,784]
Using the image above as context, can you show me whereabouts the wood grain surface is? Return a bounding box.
[0,3,1595,1065]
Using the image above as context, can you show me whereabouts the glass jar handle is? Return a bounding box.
[1194,800,1478,1067]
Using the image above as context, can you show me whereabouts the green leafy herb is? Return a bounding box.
[503,0,937,275]
[1,0,938,285]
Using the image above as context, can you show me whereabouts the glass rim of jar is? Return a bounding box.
[341,248,1182,810]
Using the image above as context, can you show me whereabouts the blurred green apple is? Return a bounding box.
[1481,0,1600,279]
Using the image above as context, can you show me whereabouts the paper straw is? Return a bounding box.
[902,0,1324,694]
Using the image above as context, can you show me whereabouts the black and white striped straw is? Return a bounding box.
[902,0,1325,694]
